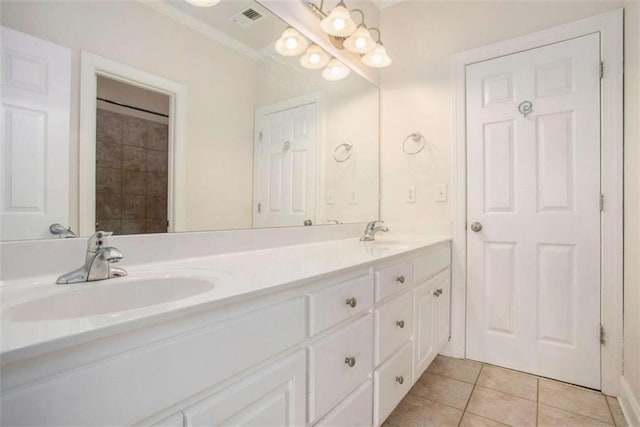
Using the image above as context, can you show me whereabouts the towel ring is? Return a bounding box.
[333,142,353,163]
[403,132,426,155]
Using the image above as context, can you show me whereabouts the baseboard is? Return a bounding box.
[619,376,640,426]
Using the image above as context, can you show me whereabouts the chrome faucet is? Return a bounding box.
[359,220,389,241]
[56,231,127,284]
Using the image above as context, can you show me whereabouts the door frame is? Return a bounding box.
[450,9,623,395]
[78,52,188,235]
[252,91,323,228]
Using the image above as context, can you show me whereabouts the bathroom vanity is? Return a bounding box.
[0,235,450,426]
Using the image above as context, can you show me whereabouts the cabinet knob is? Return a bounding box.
[344,356,356,368]
[438,288,443,295]
[395,376,404,385]
[433,289,439,297]
[396,320,405,328]
[433,288,443,297]
[396,275,405,284]
[345,297,357,308]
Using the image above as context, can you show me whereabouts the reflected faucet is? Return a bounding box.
[359,220,389,241]
[56,231,127,284]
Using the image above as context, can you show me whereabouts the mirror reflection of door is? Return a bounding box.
[95,76,170,235]
[253,99,319,228]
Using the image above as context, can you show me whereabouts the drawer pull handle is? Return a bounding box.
[395,376,404,385]
[344,356,356,368]
[345,297,358,308]
[396,275,405,284]
[396,320,405,328]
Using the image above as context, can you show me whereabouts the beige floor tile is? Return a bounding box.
[538,403,614,426]
[606,396,628,427]
[539,379,614,424]
[459,412,508,427]
[476,365,538,401]
[466,386,537,426]
[409,372,474,410]
[427,355,483,384]
[384,393,463,427]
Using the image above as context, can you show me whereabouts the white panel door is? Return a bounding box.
[466,34,601,388]
[0,26,71,240]
[254,102,317,228]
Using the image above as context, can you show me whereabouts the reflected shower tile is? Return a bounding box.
[147,149,168,173]
[147,122,169,151]
[122,195,146,219]
[146,172,168,196]
[122,145,147,171]
[96,193,121,219]
[96,138,122,169]
[97,109,123,142]
[96,219,122,235]
[122,115,149,147]
[96,167,121,194]
[123,170,147,195]
[145,196,167,220]
[122,219,146,234]
[146,219,167,234]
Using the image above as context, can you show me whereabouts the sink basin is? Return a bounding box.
[2,274,216,321]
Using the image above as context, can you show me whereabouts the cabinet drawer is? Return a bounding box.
[184,351,306,427]
[374,261,412,302]
[373,342,413,427]
[413,244,450,284]
[309,274,374,335]
[309,314,373,423]
[314,379,373,427]
[375,291,413,365]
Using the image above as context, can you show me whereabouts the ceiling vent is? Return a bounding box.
[230,8,263,28]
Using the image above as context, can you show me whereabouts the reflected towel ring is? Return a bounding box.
[403,132,426,155]
[333,142,353,163]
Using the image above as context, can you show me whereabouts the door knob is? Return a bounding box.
[470,222,483,232]
[304,219,313,226]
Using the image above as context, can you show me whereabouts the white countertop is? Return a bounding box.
[0,234,450,362]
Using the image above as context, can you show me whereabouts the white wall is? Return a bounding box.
[379,0,639,408]
[1,0,257,233]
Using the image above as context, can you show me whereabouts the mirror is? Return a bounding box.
[0,0,379,241]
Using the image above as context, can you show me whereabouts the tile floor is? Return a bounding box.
[384,355,628,427]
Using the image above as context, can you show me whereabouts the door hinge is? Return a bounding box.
[600,325,606,345]
[600,61,604,79]
[257,202,262,213]
[166,219,169,228]
[600,194,605,212]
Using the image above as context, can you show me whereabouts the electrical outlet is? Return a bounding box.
[434,184,447,202]
[406,185,416,203]
[327,190,336,205]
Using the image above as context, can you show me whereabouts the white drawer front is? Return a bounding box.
[309,314,373,423]
[373,342,413,427]
[374,261,412,302]
[309,274,374,335]
[413,244,450,284]
[375,291,413,365]
[0,297,307,426]
[314,380,373,427]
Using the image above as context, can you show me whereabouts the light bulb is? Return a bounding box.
[331,65,341,76]
[285,37,298,50]
[361,43,392,68]
[343,25,376,54]
[320,4,357,37]
[333,18,346,31]
[322,58,350,81]
[372,53,382,64]
[310,53,321,64]
[300,44,331,70]
[355,37,367,49]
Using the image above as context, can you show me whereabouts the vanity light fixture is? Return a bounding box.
[275,27,310,57]
[322,58,350,81]
[361,30,392,68]
[308,0,391,68]
[300,44,331,69]
[319,1,357,37]
[184,0,221,6]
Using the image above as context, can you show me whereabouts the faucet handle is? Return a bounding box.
[366,220,384,230]
[87,231,114,253]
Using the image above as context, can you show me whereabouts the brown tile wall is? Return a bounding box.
[96,109,169,235]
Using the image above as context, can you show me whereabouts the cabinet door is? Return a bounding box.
[184,351,306,427]
[435,269,451,349]
[413,279,436,378]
